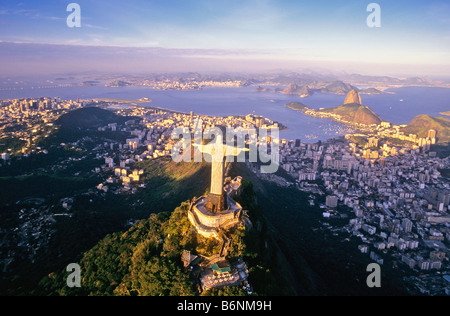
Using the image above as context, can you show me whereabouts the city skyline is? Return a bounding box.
[1,0,450,77]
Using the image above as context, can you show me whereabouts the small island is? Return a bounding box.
[105,80,132,87]
[285,102,309,112]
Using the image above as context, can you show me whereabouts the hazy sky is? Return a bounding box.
[1,0,450,76]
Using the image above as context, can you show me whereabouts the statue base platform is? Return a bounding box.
[206,193,227,213]
[188,195,242,239]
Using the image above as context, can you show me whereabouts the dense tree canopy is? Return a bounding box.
[38,180,292,296]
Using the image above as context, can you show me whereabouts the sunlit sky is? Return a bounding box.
[1,0,450,76]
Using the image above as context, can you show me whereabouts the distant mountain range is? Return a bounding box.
[254,80,383,98]
[82,71,450,95]
[266,72,448,88]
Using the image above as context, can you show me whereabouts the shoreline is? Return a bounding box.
[285,103,372,130]
[101,100,289,133]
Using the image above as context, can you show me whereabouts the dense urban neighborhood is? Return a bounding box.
[0,96,449,295]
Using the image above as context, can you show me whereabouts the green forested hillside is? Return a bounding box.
[402,115,450,143]
[38,203,196,296]
[402,114,450,156]
[55,107,130,130]
[37,180,293,296]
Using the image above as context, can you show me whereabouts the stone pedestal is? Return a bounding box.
[206,192,227,213]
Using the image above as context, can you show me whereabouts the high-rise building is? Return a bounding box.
[30,100,38,110]
[428,129,437,139]
[402,218,413,233]
[368,137,379,148]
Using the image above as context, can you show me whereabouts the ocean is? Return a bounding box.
[1,84,449,142]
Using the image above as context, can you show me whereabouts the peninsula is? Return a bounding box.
[286,89,383,126]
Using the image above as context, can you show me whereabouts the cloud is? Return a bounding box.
[0,7,64,21]
[41,15,65,21]
[0,40,449,77]
[0,41,291,75]
[83,24,109,31]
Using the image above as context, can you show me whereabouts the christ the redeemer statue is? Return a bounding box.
[194,131,248,213]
